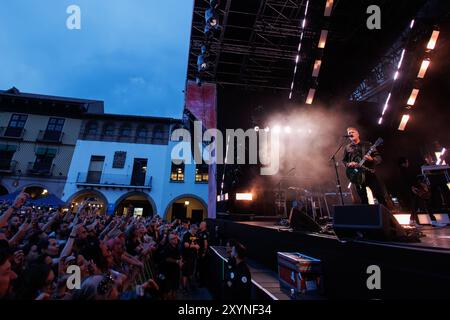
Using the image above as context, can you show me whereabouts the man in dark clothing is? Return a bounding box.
[181,225,199,292]
[159,233,182,300]
[224,241,251,300]
[196,221,209,287]
[343,127,390,207]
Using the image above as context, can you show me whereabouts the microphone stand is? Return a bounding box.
[330,140,346,206]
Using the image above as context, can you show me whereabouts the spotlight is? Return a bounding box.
[42,189,48,195]
[407,89,419,106]
[236,193,253,201]
[197,45,209,72]
[312,60,322,77]
[184,200,190,206]
[264,127,270,132]
[324,0,334,17]
[398,114,410,131]
[254,126,260,132]
[306,88,316,104]
[427,30,440,50]
[417,59,430,79]
[318,30,328,49]
[273,126,281,133]
[205,7,218,28]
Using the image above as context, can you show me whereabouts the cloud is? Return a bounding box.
[0,0,193,118]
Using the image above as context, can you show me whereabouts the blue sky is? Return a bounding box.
[0,0,193,118]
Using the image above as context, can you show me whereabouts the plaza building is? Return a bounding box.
[61,111,209,221]
[0,87,103,199]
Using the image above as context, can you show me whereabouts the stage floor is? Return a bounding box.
[236,221,450,250]
[209,218,450,298]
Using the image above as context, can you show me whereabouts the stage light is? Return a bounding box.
[225,193,229,200]
[289,92,293,100]
[397,49,406,69]
[318,30,328,49]
[197,45,208,72]
[378,117,383,125]
[394,71,399,80]
[236,193,253,201]
[436,148,446,165]
[312,60,322,77]
[324,0,334,17]
[205,7,218,27]
[273,126,281,133]
[184,200,190,206]
[254,126,260,132]
[410,19,415,29]
[427,30,440,50]
[394,214,411,225]
[304,0,310,16]
[398,114,410,131]
[407,89,419,106]
[417,59,430,79]
[42,189,48,195]
[284,126,292,133]
[306,88,316,104]
[217,195,220,202]
[264,127,270,132]
[382,93,391,115]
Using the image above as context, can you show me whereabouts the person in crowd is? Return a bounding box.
[196,221,209,287]
[181,224,199,294]
[158,233,182,300]
[223,240,251,300]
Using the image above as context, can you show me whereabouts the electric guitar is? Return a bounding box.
[346,138,383,185]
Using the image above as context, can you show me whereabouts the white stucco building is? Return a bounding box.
[62,114,209,222]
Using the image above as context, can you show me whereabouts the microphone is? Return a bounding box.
[343,135,353,138]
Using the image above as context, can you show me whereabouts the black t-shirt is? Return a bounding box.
[160,243,180,275]
[224,260,251,300]
[197,230,209,255]
[182,231,199,259]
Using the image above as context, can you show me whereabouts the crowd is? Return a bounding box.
[0,191,216,300]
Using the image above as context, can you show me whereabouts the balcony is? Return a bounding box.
[27,162,55,176]
[0,160,17,174]
[0,127,25,140]
[76,172,152,191]
[36,130,64,144]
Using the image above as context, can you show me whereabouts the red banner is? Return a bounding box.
[185,80,217,219]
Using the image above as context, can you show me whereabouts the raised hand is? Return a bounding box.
[13,192,29,209]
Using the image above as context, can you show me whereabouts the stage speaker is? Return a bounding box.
[333,204,407,241]
[289,207,323,233]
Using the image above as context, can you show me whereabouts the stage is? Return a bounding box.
[207,218,450,299]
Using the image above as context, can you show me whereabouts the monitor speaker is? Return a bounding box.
[333,204,408,241]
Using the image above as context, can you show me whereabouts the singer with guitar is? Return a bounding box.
[343,127,390,208]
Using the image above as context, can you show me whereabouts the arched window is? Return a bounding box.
[102,123,115,137]
[84,121,98,137]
